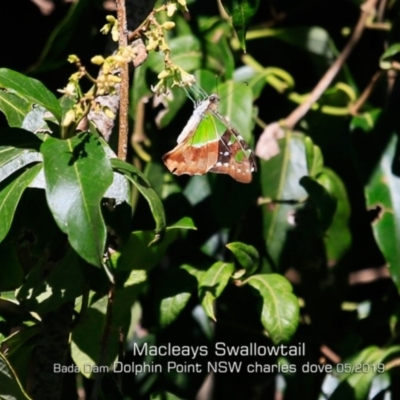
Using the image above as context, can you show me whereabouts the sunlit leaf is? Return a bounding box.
[246,273,299,344]
[0,68,61,121]
[41,133,113,267]
[365,134,400,289]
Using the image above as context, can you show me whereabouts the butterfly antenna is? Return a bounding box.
[220,81,249,101]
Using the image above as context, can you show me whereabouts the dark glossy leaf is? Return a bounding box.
[41,133,113,267]
[222,0,260,51]
[0,68,61,121]
[246,273,299,344]
[0,91,31,127]
[0,147,42,184]
[0,164,42,243]
[365,135,400,289]
[22,106,52,133]
[103,171,131,205]
[111,158,166,239]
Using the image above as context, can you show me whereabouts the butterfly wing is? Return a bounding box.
[163,94,257,183]
[162,112,222,176]
[209,125,257,184]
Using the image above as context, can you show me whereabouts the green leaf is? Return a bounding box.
[170,35,202,72]
[113,217,195,271]
[222,0,260,51]
[331,346,399,400]
[22,105,52,134]
[103,172,131,205]
[0,91,31,127]
[72,281,144,379]
[155,267,198,328]
[380,43,400,70]
[0,68,62,121]
[0,142,42,184]
[246,274,299,344]
[41,133,113,267]
[0,352,32,400]
[0,164,42,243]
[304,135,324,177]
[71,295,119,378]
[216,81,254,143]
[226,241,259,275]
[194,70,219,94]
[0,128,42,185]
[317,168,351,264]
[16,249,84,314]
[154,86,187,129]
[147,35,202,74]
[203,20,235,77]
[365,134,400,289]
[260,132,309,268]
[350,109,382,132]
[111,158,166,239]
[199,261,235,320]
[299,176,337,232]
[150,391,185,400]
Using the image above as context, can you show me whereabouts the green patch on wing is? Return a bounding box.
[235,149,250,162]
[228,134,237,146]
[190,113,226,146]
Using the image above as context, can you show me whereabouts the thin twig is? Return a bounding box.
[116,0,129,161]
[284,0,378,129]
[350,70,382,114]
[377,0,387,22]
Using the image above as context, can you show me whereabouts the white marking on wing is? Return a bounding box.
[176,99,211,143]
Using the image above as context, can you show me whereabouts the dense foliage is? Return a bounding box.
[1,0,400,399]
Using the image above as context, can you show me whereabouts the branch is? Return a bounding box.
[116,0,129,161]
[284,0,379,129]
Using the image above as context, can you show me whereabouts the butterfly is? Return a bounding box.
[162,93,257,183]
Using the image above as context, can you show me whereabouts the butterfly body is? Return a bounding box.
[163,94,256,183]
